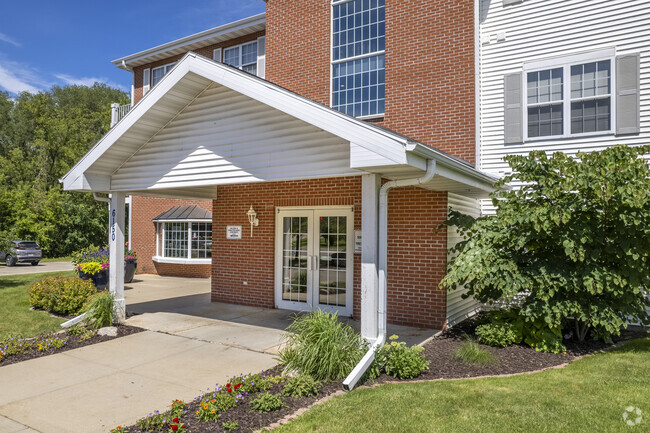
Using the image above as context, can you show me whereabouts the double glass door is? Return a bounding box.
[275,207,353,316]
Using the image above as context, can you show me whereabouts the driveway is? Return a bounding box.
[0,260,73,276]
[0,274,437,433]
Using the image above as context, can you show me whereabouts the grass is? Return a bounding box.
[453,339,497,365]
[276,337,650,433]
[40,256,73,263]
[0,271,75,339]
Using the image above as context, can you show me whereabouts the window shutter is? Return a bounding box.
[503,0,523,6]
[213,48,222,63]
[616,53,640,135]
[143,68,150,95]
[504,72,523,144]
[257,36,266,79]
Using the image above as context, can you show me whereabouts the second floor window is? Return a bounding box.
[151,62,176,87]
[526,59,612,139]
[224,41,258,75]
[332,0,386,118]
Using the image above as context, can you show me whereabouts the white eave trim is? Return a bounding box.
[152,256,211,265]
[112,14,266,70]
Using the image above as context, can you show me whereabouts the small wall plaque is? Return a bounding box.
[227,225,242,240]
[354,230,362,253]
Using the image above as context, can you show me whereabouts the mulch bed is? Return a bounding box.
[0,325,144,367]
[119,319,648,433]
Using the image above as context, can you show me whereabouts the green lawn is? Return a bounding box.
[277,338,650,433]
[40,256,73,263]
[0,271,75,339]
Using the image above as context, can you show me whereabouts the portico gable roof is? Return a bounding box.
[62,52,497,199]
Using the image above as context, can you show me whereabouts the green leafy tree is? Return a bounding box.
[0,85,128,256]
[441,145,650,341]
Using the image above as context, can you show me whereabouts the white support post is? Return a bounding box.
[109,192,126,321]
[110,103,119,128]
[360,174,381,342]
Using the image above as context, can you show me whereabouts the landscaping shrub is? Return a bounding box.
[28,276,96,315]
[278,310,367,381]
[222,420,238,431]
[441,145,650,342]
[250,393,286,413]
[281,375,321,398]
[475,322,519,347]
[371,335,430,379]
[453,339,497,365]
[82,291,115,329]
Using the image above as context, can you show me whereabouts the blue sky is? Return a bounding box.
[0,0,266,96]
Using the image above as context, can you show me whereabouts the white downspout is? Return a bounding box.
[343,159,437,390]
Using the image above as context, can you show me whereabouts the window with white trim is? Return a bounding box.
[525,58,612,139]
[224,41,258,75]
[151,62,176,87]
[331,0,385,118]
[157,222,212,260]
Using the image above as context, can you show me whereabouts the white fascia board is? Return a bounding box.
[112,14,266,70]
[64,172,111,192]
[405,142,499,191]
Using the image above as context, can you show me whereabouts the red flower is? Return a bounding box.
[234,383,241,390]
[182,425,186,429]
[171,426,178,432]
[226,383,231,387]
[227,388,232,393]
[173,418,179,423]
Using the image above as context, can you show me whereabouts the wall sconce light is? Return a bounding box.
[247,205,259,237]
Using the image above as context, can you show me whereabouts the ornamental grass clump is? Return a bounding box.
[278,310,367,381]
[453,338,497,365]
[82,291,115,329]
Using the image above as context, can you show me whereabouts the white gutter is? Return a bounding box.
[93,193,110,203]
[343,159,437,390]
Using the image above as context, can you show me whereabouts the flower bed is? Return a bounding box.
[0,325,143,367]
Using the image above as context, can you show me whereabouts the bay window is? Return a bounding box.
[155,221,212,263]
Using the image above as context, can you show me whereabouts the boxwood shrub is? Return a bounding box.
[29,276,96,316]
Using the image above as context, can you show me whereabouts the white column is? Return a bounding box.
[109,192,126,321]
[360,174,381,342]
[110,103,119,128]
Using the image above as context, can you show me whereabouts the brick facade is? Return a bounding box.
[211,177,448,329]
[130,196,212,278]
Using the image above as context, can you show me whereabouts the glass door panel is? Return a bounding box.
[318,216,347,307]
[281,216,309,303]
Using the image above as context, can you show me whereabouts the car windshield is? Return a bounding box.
[18,242,39,249]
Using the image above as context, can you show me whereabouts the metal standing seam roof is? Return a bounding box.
[152,206,212,221]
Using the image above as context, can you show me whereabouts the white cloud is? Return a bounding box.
[0,32,21,47]
[55,74,128,91]
[0,61,45,94]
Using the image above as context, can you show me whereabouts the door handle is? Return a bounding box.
[307,255,312,271]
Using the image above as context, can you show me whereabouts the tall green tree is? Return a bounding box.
[0,84,129,256]
[441,145,650,341]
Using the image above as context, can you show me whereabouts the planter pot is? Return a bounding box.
[125,259,137,283]
[78,269,108,290]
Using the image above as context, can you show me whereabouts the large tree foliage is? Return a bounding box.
[0,85,129,256]
[441,145,650,340]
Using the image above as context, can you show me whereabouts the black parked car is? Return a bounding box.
[0,241,42,266]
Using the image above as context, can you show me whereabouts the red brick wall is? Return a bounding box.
[132,31,265,104]
[211,176,448,329]
[131,196,212,278]
[266,0,476,165]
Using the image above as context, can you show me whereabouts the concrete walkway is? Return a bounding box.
[0,261,73,277]
[0,274,438,433]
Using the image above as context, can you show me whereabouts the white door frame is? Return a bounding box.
[274,206,354,316]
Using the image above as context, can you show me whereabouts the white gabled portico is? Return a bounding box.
[61,52,496,387]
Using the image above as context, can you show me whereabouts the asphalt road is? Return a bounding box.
[0,260,74,277]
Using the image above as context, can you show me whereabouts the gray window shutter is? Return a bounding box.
[257,36,266,79]
[504,72,523,144]
[213,48,222,63]
[503,0,523,5]
[616,53,640,135]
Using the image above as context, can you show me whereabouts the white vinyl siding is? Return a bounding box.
[446,193,482,327]
[110,83,359,191]
[479,0,649,213]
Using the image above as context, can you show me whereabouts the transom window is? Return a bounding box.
[332,0,386,118]
[151,62,176,87]
[525,59,612,139]
[157,222,212,260]
[224,41,258,75]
